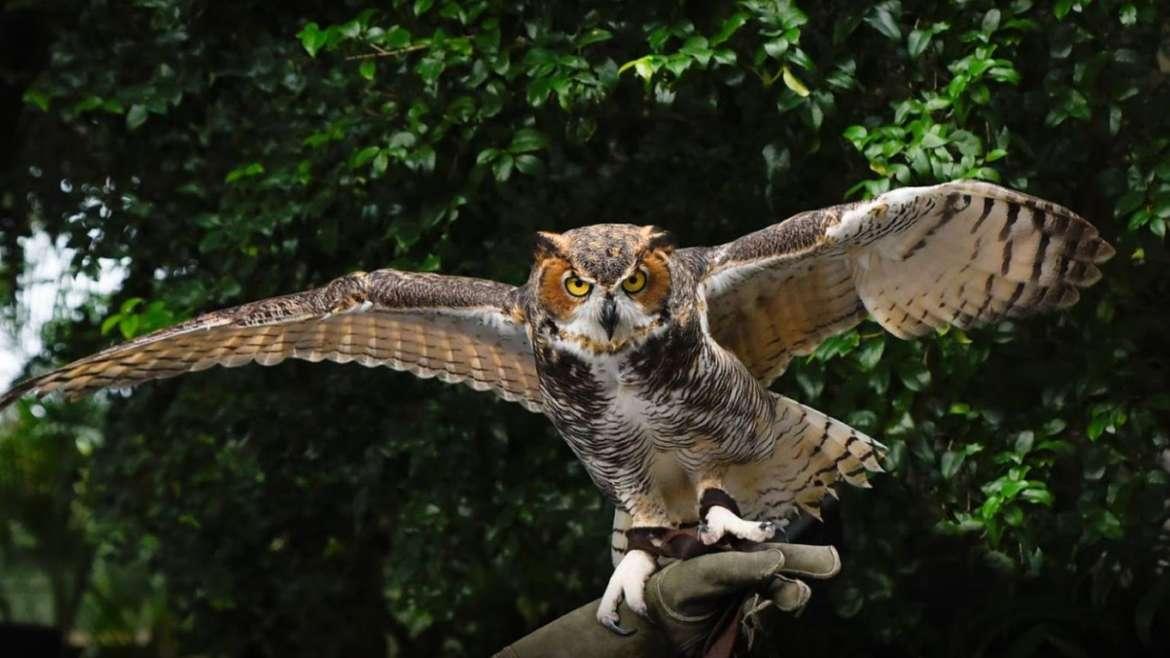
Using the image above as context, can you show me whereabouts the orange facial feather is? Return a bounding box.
[631,249,672,313]
[536,257,582,321]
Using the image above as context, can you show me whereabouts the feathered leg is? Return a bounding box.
[596,493,673,635]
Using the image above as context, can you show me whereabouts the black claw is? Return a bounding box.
[599,616,637,636]
[760,521,776,533]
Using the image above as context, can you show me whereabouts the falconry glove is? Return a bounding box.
[493,541,841,658]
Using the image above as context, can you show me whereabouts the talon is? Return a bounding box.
[599,614,637,636]
[599,548,656,633]
[698,519,716,544]
[759,520,776,538]
[699,521,721,545]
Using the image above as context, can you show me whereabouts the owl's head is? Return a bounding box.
[530,224,675,353]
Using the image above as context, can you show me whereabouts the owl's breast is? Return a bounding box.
[534,325,708,449]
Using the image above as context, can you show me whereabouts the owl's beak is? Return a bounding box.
[600,296,618,340]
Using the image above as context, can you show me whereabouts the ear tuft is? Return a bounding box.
[533,231,565,259]
[644,226,676,253]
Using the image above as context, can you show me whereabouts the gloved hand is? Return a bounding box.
[493,542,841,658]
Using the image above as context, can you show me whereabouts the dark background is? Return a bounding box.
[1,1,1168,656]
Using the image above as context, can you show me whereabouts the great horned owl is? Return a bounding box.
[0,181,1113,632]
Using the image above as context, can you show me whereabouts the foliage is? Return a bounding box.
[0,398,97,630]
[2,0,1169,656]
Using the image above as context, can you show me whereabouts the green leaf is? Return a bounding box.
[664,54,693,77]
[509,128,548,153]
[1126,208,1151,231]
[1116,190,1145,216]
[1021,487,1054,506]
[826,59,857,91]
[920,131,948,148]
[297,22,326,57]
[476,148,500,166]
[864,2,902,40]
[126,104,148,130]
[781,66,810,97]
[907,29,931,58]
[21,88,49,111]
[515,154,543,176]
[119,314,140,339]
[794,368,824,399]
[647,25,671,51]
[408,145,436,173]
[855,337,885,370]
[812,331,860,361]
[618,55,662,81]
[492,153,514,182]
[372,151,389,176]
[383,25,412,49]
[842,125,868,145]
[940,450,966,479]
[1119,3,1137,26]
[898,361,931,391]
[445,96,475,123]
[413,0,435,16]
[635,58,656,80]
[388,131,417,149]
[1014,431,1034,455]
[419,254,441,271]
[100,314,121,335]
[576,28,613,47]
[763,38,789,59]
[1095,510,1123,539]
[359,60,375,81]
[679,36,712,66]
[981,9,1001,33]
[710,11,749,46]
[225,162,265,183]
[350,146,380,169]
[72,96,104,113]
[712,48,737,65]
[416,56,445,83]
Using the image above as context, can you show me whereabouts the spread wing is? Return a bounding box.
[0,269,543,412]
[698,180,1115,386]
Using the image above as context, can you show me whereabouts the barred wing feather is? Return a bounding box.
[0,269,543,413]
[700,181,1114,386]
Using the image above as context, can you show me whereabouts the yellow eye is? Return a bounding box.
[622,269,648,294]
[564,275,593,297]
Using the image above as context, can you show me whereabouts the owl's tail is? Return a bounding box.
[608,396,885,566]
[725,395,885,522]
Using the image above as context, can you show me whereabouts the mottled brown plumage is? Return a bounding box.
[0,181,1113,633]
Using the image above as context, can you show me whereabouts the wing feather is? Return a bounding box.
[700,181,1113,384]
[0,269,542,412]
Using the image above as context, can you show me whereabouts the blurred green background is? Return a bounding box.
[1,0,1168,656]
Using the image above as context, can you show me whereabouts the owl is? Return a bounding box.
[0,181,1113,633]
